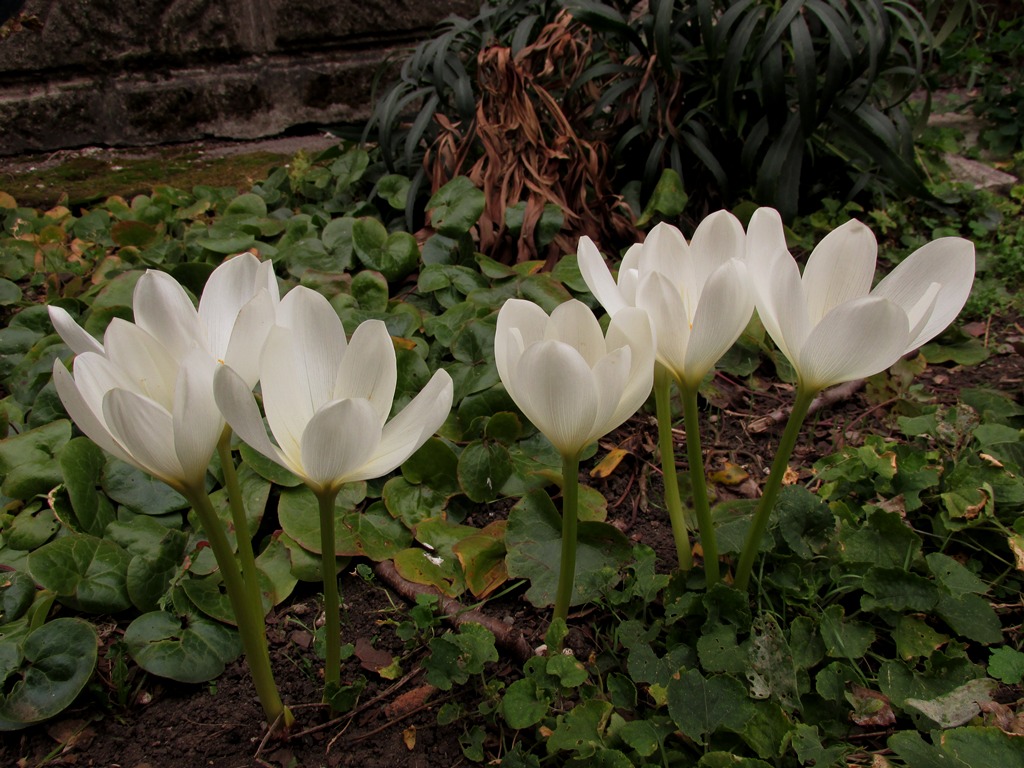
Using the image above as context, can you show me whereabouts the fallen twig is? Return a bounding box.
[373,560,535,662]
[747,379,865,434]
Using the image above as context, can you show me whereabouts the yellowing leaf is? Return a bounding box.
[709,461,749,486]
[1009,534,1024,572]
[782,466,799,485]
[402,726,416,750]
[590,448,630,479]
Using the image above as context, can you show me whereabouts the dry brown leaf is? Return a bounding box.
[384,684,439,719]
[402,726,417,750]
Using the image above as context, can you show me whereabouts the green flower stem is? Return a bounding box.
[654,365,693,572]
[316,489,342,696]
[217,429,264,627]
[679,380,718,586]
[183,485,289,729]
[553,452,582,627]
[734,386,818,591]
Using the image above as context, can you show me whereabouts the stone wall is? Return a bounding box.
[0,0,482,156]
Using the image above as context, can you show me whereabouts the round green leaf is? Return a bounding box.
[0,571,36,624]
[504,490,631,608]
[458,440,513,503]
[277,488,409,561]
[0,618,98,731]
[102,458,190,515]
[401,438,460,491]
[239,442,302,487]
[382,476,450,528]
[29,534,132,613]
[427,177,485,237]
[0,278,22,306]
[124,610,241,684]
[351,270,389,312]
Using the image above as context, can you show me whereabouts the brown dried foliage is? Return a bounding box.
[425,11,637,267]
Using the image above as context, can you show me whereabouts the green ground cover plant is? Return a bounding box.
[0,3,1023,764]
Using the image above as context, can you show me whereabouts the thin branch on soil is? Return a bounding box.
[373,560,536,661]
[747,379,865,433]
[340,692,457,744]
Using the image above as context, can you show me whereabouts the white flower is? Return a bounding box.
[578,213,755,388]
[214,286,453,494]
[494,298,654,457]
[747,209,976,391]
[49,253,279,491]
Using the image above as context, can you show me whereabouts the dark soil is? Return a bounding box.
[2,316,1022,768]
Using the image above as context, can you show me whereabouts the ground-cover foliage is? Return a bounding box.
[0,135,1022,766]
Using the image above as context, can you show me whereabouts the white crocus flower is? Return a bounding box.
[495,298,654,458]
[746,209,976,392]
[579,213,755,389]
[213,286,454,495]
[49,253,279,493]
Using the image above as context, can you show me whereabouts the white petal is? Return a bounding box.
[871,237,975,351]
[132,270,208,362]
[604,308,656,428]
[259,326,312,467]
[745,207,789,264]
[198,253,263,360]
[752,250,808,366]
[639,223,690,295]
[277,287,345,409]
[214,364,297,474]
[513,340,599,456]
[103,389,185,488]
[334,320,397,425]
[589,346,631,437]
[172,349,223,488]
[354,369,454,480]
[48,306,103,356]
[103,319,179,409]
[495,299,552,388]
[300,399,382,492]
[52,359,137,467]
[802,219,877,323]
[578,237,629,316]
[796,297,910,390]
[617,243,643,306]
[222,290,278,388]
[637,271,692,377]
[682,261,754,388]
[688,210,745,288]
[546,300,607,367]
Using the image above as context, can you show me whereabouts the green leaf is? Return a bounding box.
[106,516,188,613]
[504,490,631,608]
[239,442,302,487]
[102,458,190,515]
[503,677,551,729]
[988,646,1024,684]
[894,615,949,661]
[547,698,613,756]
[29,534,132,613]
[4,506,59,550]
[667,669,755,746]
[0,571,36,624]
[0,420,70,499]
[427,177,485,237]
[351,270,389,312]
[636,168,688,226]
[377,174,411,209]
[278,488,410,561]
[124,609,241,683]
[934,592,1003,645]
[382,476,450,528]
[59,437,117,536]
[423,623,498,690]
[0,618,98,731]
[452,520,508,599]
[402,438,460,492]
[861,568,939,613]
[352,218,420,282]
[0,278,23,306]
[819,605,875,659]
[458,440,513,502]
